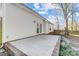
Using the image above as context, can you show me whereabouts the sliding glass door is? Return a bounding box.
[37,23,42,34]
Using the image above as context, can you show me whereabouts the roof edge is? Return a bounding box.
[13,3,54,25]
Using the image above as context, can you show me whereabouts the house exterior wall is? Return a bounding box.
[0,4,2,17]
[45,21,54,33]
[49,23,54,32]
[3,4,45,42]
[2,3,54,43]
[0,3,5,47]
[0,4,2,32]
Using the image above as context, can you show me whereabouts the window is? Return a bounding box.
[40,24,42,33]
[49,27,51,31]
[0,17,2,48]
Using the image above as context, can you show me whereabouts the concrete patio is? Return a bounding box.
[5,35,60,56]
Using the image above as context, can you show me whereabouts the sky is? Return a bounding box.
[25,3,79,28]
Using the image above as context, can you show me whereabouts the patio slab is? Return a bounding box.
[5,35,60,56]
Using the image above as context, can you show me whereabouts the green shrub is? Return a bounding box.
[59,37,79,56]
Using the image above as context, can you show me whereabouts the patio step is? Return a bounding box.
[0,48,7,56]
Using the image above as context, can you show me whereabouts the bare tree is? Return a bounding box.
[59,3,72,36]
[70,4,79,32]
[51,3,72,36]
[51,3,79,36]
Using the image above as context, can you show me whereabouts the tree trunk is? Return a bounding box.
[64,13,69,37]
[56,17,59,30]
[71,12,73,32]
[65,18,69,36]
[63,3,69,37]
[75,20,77,31]
[71,4,74,32]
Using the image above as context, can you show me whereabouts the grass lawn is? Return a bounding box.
[0,32,2,47]
[69,31,79,35]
